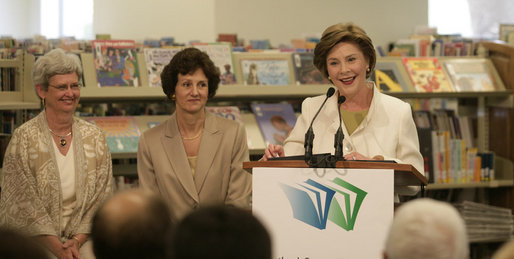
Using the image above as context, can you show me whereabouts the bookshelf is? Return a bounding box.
[0,51,40,109]
[5,46,511,191]
[0,51,41,176]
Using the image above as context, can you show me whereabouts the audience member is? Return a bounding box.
[0,227,50,259]
[91,189,173,259]
[383,198,469,259]
[172,205,272,259]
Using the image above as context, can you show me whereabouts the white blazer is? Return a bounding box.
[284,83,425,196]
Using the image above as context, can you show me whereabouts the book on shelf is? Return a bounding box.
[0,49,19,92]
[206,106,254,149]
[250,103,297,146]
[95,34,111,40]
[217,33,237,47]
[412,106,485,184]
[85,116,141,153]
[206,106,243,123]
[143,47,183,87]
[402,57,454,92]
[1,110,15,134]
[499,24,514,42]
[390,39,421,57]
[92,40,141,87]
[291,52,328,85]
[372,59,412,92]
[191,42,237,85]
[236,53,293,86]
[416,128,434,182]
[441,58,504,91]
[250,39,271,50]
[0,133,11,168]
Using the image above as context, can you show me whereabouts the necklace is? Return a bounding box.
[49,128,72,147]
[182,129,202,140]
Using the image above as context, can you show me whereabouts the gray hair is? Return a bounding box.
[33,48,82,91]
[384,198,469,259]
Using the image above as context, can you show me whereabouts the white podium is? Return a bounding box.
[244,160,427,259]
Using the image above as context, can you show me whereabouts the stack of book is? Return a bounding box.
[454,201,513,242]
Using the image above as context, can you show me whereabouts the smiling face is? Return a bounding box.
[326,41,369,96]
[175,68,209,115]
[37,72,80,114]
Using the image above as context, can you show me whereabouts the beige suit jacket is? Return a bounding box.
[137,111,251,223]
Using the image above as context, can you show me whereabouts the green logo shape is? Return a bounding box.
[327,177,368,231]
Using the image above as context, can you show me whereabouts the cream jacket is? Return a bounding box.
[0,111,113,241]
[284,83,425,195]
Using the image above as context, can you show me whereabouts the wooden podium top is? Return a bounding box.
[243,160,427,186]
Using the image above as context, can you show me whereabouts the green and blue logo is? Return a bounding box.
[280,177,367,231]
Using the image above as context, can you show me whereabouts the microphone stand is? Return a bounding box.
[304,88,335,166]
[332,96,346,167]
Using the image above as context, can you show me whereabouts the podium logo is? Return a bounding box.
[279,177,367,231]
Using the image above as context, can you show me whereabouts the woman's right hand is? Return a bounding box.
[261,144,285,161]
[36,235,74,259]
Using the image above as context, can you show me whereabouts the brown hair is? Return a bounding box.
[161,48,220,100]
[313,23,376,79]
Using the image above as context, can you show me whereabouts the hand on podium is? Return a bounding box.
[343,152,384,161]
[261,144,285,161]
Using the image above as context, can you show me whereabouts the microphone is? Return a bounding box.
[334,95,346,159]
[304,88,335,163]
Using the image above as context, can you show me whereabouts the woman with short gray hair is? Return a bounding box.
[0,48,113,259]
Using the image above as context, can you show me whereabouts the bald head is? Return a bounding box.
[91,189,173,259]
[384,198,468,259]
[98,189,154,231]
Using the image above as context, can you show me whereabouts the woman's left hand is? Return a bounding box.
[63,235,85,259]
[343,152,369,161]
[344,152,384,161]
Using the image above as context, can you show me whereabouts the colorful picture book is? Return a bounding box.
[85,116,141,153]
[402,57,454,92]
[206,106,243,123]
[143,47,183,87]
[291,53,328,85]
[92,40,141,87]
[372,59,411,92]
[250,103,297,146]
[206,106,254,149]
[192,43,237,85]
[442,58,500,92]
[239,55,292,86]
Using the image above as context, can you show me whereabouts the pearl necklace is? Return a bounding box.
[49,128,72,147]
[182,130,202,140]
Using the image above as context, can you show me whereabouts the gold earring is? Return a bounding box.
[366,68,371,72]
[171,94,176,101]
[42,98,46,106]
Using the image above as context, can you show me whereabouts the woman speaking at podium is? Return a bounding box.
[262,23,424,197]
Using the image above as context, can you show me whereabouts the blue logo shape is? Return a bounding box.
[280,177,367,230]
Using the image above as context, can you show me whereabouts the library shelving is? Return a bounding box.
[3,43,513,211]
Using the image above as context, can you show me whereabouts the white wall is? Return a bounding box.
[215,0,428,49]
[1,0,427,49]
[0,0,40,38]
[94,0,216,43]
